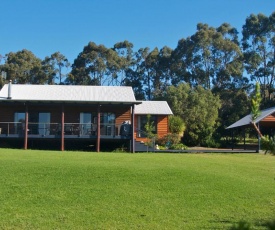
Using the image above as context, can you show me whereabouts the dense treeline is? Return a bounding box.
[1,12,275,146]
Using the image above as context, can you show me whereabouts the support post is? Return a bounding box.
[24,104,28,150]
[231,129,234,150]
[131,104,135,153]
[61,104,64,151]
[243,127,246,150]
[257,123,261,153]
[96,105,101,152]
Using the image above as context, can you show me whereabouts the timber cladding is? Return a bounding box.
[63,105,131,125]
[134,115,169,140]
[0,103,132,125]
[262,113,275,122]
[157,115,169,138]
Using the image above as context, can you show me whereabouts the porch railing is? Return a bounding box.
[0,122,131,137]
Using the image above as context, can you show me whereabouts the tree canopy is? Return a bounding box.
[166,83,221,146]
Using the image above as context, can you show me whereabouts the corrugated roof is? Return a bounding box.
[226,107,275,129]
[135,101,173,115]
[0,84,137,103]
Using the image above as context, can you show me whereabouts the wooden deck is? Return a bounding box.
[0,134,130,140]
[154,149,258,153]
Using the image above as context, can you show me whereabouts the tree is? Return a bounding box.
[213,88,250,140]
[67,42,120,85]
[0,54,4,64]
[212,23,244,89]
[242,12,275,102]
[251,82,263,137]
[1,49,45,84]
[170,37,197,86]
[165,83,221,146]
[171,23,244,90]
[164,83,189,117]
[124,47,150,100]
[143,47,159,100]
[144,114,156,139]
[112,40,134,86]
[44,52,70,84]
[152,46,173,99]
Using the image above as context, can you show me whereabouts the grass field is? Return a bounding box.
[0,149,274,229]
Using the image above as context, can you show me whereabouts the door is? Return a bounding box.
[80,113,92,135]
[39,113,50,135]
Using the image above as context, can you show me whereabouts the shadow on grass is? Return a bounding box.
[229,219,275,230]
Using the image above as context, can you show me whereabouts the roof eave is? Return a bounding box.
[0,99,141,105]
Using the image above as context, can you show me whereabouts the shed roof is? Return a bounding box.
[0,84,138,104]
[135,101,173,115]
[226,107,275,129]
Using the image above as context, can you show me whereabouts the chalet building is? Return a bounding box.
[0,83,173,152]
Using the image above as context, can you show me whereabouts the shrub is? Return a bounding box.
[170,143,188,150]
[261,136,275,155]
[204,138,221,148]
[168,116,186,135]
[157,133,181,149]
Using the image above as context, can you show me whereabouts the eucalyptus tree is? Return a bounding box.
[41,58,56,85]
[133,46,173,100]
[170,37,194,86]
[1,49,45,84]
[190,23,217,89]
[0,54,4,64]
[124,68,145,100]
[212,23,244,89]
[152,46,173,99]
[143,47,159,100]
[123,47,150,100]
[67,42,120,85]
[172,23,244,90]
[242,12,275,102]
[112,40,135,86]
[44,52,70,84]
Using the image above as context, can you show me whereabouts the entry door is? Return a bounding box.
[80,113,92,135]
[39,113,50,135]
[14,112,25,134]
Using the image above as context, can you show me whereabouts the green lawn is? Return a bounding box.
[0,149,274,229]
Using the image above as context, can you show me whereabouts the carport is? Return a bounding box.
[226,107,275,152]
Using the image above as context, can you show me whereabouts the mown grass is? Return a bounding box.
[0,149,274,229]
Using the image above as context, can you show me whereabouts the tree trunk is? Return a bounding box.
[251,121,263,138]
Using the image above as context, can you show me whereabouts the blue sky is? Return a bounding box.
[1,0,274,64]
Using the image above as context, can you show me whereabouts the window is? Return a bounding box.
[101,113,115,136]
[137,115,157,137]
[101,113,115,125]
[14,112,50,135]
[29,112,50,135]
[80,112,96,135]
[14,112,25,134]
[93,113,116,136]
[80,112,116,136]
[14,112,25,123]
[38,113,50,135]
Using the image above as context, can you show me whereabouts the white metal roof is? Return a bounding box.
[226,107,275,129]
[0,84,137,104]
[135,101,173,115]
